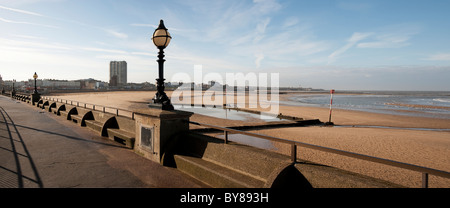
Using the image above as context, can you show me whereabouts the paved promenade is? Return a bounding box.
[0,95,208,188]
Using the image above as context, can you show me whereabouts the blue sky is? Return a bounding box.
[1,0,450,90]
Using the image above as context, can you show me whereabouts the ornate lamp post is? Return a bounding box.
[31,72,40,105]
[33,72,38,94]
[11,79,16,96]
[150,19,174,110]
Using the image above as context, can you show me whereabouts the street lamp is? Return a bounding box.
[33,72,38,94]
[151,19,174,110]
[12,79,16,96]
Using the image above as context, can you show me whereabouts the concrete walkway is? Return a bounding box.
[0,95,208,188]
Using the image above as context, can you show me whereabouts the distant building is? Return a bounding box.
[3,80,28,91]
[109,61,127,86]
[79,78,107,90]
[41,79,81,90]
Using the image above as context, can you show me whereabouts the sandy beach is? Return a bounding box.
[47,91,450,188]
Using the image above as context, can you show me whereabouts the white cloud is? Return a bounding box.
[0,37,130,56]
[0,17,58,28]
[188,0,280,44]
[11,34,46,40]
[104,29,128,39]
[328,32,372,63]
[171,0,290,69]
[254,53,264,68]
[348,32,373,42]
[328,24,421,64]
[254,17,270,43]
[131,52,153,56]
[283,16,299,28]
[0,37,70,51]
[357,33,411,48]
[130,23,157,28]
[168,45,250,73]
[253,0,282,14]
[0,4,43,16]
[0,0,64,7]
[80,47,127,54]
[357,24,420,49]
[191,0,330,69]
[424,53,450,61]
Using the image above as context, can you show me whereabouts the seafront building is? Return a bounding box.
[0,75,110,93]
[109,61,127,86]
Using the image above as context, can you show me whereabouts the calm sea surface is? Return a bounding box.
[283,91,450,119]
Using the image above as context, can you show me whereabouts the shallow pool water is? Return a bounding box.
[174,104,284,122]
[216,133,277,151]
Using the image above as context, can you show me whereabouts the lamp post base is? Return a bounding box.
[31,92,41,106]
[148,102,174,111]
[151,77,174,111]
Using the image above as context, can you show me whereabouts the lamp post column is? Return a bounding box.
[155,48,166,102]
[34,77,37,94]
[158,48,165,81]
[153,48,173,110]
[11,79,16,97]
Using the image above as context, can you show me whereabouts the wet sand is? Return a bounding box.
[48,91,450,187]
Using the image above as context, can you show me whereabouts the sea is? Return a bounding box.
[283,91,450,120]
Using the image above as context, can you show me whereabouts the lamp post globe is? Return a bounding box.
[151,19,174,110]
[152,20,171,49]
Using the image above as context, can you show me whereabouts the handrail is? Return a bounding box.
[189,121,450,188]
[40,96,135,120]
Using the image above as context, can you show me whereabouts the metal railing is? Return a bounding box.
[189,121,450,188]
[40,96,136,120]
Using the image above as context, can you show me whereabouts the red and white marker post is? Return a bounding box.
[328,89,335,124]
